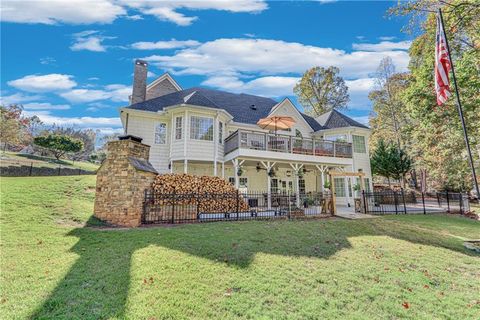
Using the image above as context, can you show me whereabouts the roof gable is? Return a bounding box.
[315,110,369,130]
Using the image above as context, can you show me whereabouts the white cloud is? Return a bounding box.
[70,30,114,52]
[345,78,375,93]
[24,110,121,128]
[0,92,43,105]
[379,36,396,41]
[60,84,130,103]
[40,56,56,65]
[202,76,299,97]
[23,102,71,110]
[144,38,410,79]
[131,39,200,50]
[352,116,370,126]
[104,84,131,102]
[8,74,77,92]
[344,78,375,110]
[119,0,268,26]
[147,71,157,78]
[1,0,268,26]
[352,40,411,52]
[59,89,111,103]
[0,0,126,24]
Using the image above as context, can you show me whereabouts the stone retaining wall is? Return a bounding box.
[0,165,94,177]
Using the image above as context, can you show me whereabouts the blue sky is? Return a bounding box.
[1,0,412,135]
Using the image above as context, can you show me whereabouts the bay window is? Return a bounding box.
[190,116,214,141]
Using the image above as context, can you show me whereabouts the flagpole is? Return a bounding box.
[438,9,480,202]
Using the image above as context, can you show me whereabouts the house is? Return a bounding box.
[120,60,372,207]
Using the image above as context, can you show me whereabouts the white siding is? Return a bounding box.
[126,113,170,173]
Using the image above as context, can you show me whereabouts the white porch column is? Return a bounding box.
[315,165,328,193]
[183,110,188,173]
[232,159,245,189]
[260,161,276,209]
[290,163,303,208]
[222,161,225,179]
[213,113,219,176]
[344,176,350,206]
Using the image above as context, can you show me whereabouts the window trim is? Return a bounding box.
[154,122,167,145]
[174,116,183,140]
[352,135,366,153]
[189,115,214,141]
[218,121,223,144]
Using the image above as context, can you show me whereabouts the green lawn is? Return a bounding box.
[1,176,479,320]
[1,152,99,171]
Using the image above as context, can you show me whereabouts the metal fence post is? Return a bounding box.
[196,193,200,220]
[422,192,426,214]
[287,190,291,219]
[362,190,367,214]
[171,190,176,224]
[459,193,463,214]
[58,165,61,176]
[236,190,240,220]
[446,191,450,213]
[394,191,398,214]
[401,188,407,214]
[29,162,33,176]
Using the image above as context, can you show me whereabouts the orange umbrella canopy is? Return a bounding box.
[257,116,296,131]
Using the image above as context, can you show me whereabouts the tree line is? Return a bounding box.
[0,104,117,163]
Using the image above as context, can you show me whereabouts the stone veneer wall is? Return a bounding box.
[94,138,157,227]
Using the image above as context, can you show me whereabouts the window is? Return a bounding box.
[327,134,347,142]
[154,122,167,144]
[365,178,371,192]
[218,122,223,144]
[271,179,279,193]
[353,135,366,153]
[228,177,248,188]
[299,179,306,195]
[175,117,183,140]
[190,116,213,141]
[239,177,248,188]
[334,178,346,197]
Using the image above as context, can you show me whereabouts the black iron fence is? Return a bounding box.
[142,190,333,224]
[362,190,470,215]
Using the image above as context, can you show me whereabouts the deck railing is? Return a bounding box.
[224,130,352,158]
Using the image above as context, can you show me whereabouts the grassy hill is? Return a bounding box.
[1,176,479,319]
[0,151,99,172]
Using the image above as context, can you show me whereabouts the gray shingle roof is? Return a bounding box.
[315,110,369,129]
[127,87,365,131]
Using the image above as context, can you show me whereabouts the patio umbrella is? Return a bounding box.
[257,116,296,133]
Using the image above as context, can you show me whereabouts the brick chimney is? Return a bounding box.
[131,59,148,105]
[94,135,157,227]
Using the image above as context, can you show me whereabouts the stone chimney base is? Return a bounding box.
[94,136,157,227]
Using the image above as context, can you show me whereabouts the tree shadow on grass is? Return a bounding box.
[31,216,478,319]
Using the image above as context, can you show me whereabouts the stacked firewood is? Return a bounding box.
[151,174,249,212]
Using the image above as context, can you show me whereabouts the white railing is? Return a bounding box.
[224,130,352,158]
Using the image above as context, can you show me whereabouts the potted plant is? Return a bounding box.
[297,169,304,179]
[323,181,331,192]
[353,183,361,198]
[268,168,276,177]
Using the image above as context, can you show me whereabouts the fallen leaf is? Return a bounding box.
[402,302,410,309]
[423,284,430,289]
[407,288,413,292]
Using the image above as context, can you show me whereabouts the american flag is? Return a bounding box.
[435,12,452,105]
